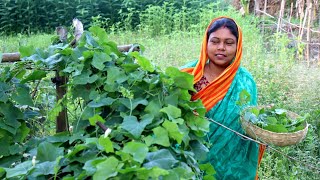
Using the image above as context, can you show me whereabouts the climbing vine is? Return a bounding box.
[0,26,215,179]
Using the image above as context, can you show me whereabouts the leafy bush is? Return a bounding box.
[0,27,215,179]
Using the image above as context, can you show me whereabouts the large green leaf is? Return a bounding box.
[165,66,195,91]
[13,122,30,143]
[0,83,10,103]
[73,70,99,85]
[121,115,153,139]
[88,114,105,126]
[160,104,181,120]
[91,52,111,70]
[190,140,209,161]
[30,161,55,177]
[19,46,35,58]
[119,98,148,110]
[20,70,47,84]
[129,52,154,72]
[37,142,64,162]
[4,161,33,178]
[105,67,127,84]
[162,120,183,144]
[83,158,106,176]
[144,127,170,147]
[143,149,178,169]
[136,167,169,179]
[11,86,34,106]
[87,97,115,108]
[93,156,119,180]
[98,136,114,153]
[122,141,148,164]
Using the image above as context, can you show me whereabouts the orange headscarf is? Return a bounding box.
[181,16,242,111]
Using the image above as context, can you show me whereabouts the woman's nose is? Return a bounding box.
[217,42,226,50]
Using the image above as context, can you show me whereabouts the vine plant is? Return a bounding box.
[0,27,215,179]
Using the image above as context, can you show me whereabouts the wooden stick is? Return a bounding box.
[306,1,312,67]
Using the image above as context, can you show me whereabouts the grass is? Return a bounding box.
[1,16,320,179]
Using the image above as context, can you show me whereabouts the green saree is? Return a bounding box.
[182,61,259,179]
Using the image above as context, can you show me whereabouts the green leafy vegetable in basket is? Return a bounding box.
[242,106,309,133]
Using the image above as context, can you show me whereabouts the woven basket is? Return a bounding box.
[241,109,309,147]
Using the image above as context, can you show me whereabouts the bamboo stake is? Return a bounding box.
[299,4,309,40]
[306,1,312,67]
[277,0,286,33]
[262,0,268,36]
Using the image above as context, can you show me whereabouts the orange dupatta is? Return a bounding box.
[181,16,242,111]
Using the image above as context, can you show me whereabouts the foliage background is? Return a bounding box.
[0,0,319,179]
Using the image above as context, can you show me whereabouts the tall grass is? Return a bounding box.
[1,3,319,179]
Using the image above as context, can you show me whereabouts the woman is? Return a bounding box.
[181,17,265,179]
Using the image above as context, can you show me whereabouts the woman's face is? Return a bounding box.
[207,27,237,68]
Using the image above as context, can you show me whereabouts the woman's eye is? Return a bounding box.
[226,41,235,45]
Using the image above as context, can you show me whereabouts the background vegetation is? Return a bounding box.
[0,0,319,179]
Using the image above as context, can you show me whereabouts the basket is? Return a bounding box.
[240,109,309,147]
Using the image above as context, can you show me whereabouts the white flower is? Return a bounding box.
[23,153,30,158]
[68,149,72,154]
[32,156,36,166]
[104,128,112,138]
[69,126,73,132]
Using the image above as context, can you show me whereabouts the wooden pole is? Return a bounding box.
[277,0,286,33]
[306,1,312,67]
[262,0,268,36]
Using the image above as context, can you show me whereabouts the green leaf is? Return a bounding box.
[31,161,55,177]
[83,158,106,176]
[264,124,288,133]
[144,127,170,147]
[93,156,119,180]
[87,97,115,108]
[91,52,111,70]
[165,67,195,90]
[200,163,216,175]
[20,70,47,83]
[14,121,30,143]
[136,167,169,179]
[0,167,4,178]
[11,86,34,106]
[106,67,127,84]
[160,105,181,120]
[129,52,154,72]
[121,115,153,139]
[19,46,35,58]
[4,161,33,178]
[0,103,23,131]
[144,99,162,117]
[162,120,183,144]
[89,26,108,43]
[190,140,209,161]
[73,70,99,85]
[37,142,64,162]
[123,141,148,163]
[0,83,10,102]
[144,149,178,169]
[119,98,148,110]
[89,114,105,126]
[98,136,114,153]
[266,117,277,124]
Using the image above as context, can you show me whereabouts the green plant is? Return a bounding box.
[0,26,215,179]
[242,107,308,133]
